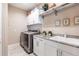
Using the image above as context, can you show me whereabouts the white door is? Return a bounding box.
[45,44,57,56]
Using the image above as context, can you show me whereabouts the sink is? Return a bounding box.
[49,36,66,40]
[49,36,66,43]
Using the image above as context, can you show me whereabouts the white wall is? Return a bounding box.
[8,5,28,45]
[0,3,2,56]
[0,3,2,42]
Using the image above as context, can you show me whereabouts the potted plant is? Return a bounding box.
[42,3,48,11]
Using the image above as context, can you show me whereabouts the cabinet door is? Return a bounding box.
[33,38,39,55]
[45,44,57,56]
[33,37,45,56]
[38,38,45,56]
[62,51,73,56]
[58,43,79,56]
[32,8,41,24]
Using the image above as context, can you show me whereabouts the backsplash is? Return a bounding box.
[42,4,79,36]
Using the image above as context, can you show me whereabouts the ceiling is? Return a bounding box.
[9,3,41,11]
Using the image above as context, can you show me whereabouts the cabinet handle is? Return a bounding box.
[57,49,62,56]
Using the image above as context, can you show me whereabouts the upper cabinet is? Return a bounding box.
[32,8,41,24]
[27,8,42,25]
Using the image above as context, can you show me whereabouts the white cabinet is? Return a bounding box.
[27,8,41,25]
[33,36,79,56]
[62,51,73,56]
[58,43,79,56]
[44,40,58,56]
[56,49,73,56]
[45,44,57,56]
[33,37,39,55]
[33,36,45,56]
[33,8,41,24]
[38,38,45,56]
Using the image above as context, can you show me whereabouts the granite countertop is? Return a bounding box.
[34,35,79,48]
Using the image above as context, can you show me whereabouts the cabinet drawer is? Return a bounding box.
[59,43,79,56]
[45,40,58,48]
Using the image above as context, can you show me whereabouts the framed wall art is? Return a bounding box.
[63,18,70,26]
[55,20,61,27]
[74,16,79,25]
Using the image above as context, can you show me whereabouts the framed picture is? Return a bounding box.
[55,20,61,26]
[63,18,70,26]
[74,16,79,25]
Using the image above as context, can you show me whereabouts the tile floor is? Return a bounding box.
[8,43,35,56]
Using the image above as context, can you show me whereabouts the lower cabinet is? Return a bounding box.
[61,51,73,56]
[33,37,39,55]
[38,38,45,56]
[44,44,57,56]
[33,37,45,56]
[33,36,79,56]
[59,43,79,56]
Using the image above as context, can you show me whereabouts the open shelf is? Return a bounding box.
[39,3,79,16]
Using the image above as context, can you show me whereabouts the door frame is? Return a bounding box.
[2,3,8,56]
